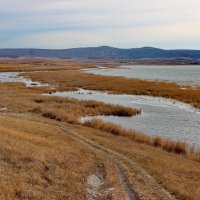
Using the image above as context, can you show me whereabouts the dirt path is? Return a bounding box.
[116,163,139,200]
[0,113,177,200]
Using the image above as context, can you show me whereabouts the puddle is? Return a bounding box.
[0,72,48,87]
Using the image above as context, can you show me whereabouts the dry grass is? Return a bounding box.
[0,115,124,200]
[83,119,197,157]
[0,116,96,199]
[0,68,198,158]
[1,81,194,158]
[0,58,94,72]
[30,96,140,125]
[2,59,200,109]
[0,62,199,155]
[31,99,200,159]
[32,96,140,117]
[0,82,140,123]
[71,124,200,200]
[0,59,200,199]
[24,69,200,109]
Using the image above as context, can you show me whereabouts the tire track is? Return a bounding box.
[0,113,177,200]
[116,163,139,200]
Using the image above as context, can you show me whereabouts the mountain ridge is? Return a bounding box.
[0,46,200,59]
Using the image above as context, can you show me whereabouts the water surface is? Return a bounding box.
[84,65,200,86]
[48,89,200,148]
[0,72,48,87]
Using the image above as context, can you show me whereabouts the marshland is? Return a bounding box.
[0,59,200,200]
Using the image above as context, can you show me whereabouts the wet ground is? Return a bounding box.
[0,72,48,87]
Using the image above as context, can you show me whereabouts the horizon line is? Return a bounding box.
[0,46,200,51]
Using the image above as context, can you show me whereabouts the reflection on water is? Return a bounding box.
[83,65,200,86]
[0,72,48,87]
[48,89,200,148]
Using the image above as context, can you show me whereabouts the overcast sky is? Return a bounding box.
[0,0,200,49]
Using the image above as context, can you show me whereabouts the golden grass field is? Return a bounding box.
[0,59,199,200]
[0,115,124,200]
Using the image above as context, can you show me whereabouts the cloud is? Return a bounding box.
[0,0,200,49]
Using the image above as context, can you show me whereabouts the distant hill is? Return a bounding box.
[0,46,200,59]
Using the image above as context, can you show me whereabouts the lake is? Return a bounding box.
[84,65,200,86]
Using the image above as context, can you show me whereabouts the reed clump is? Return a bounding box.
[31,96,140,120]
[31,105,79,124]
[83,119,198,158]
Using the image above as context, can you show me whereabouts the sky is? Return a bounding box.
[0,0,200,49]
